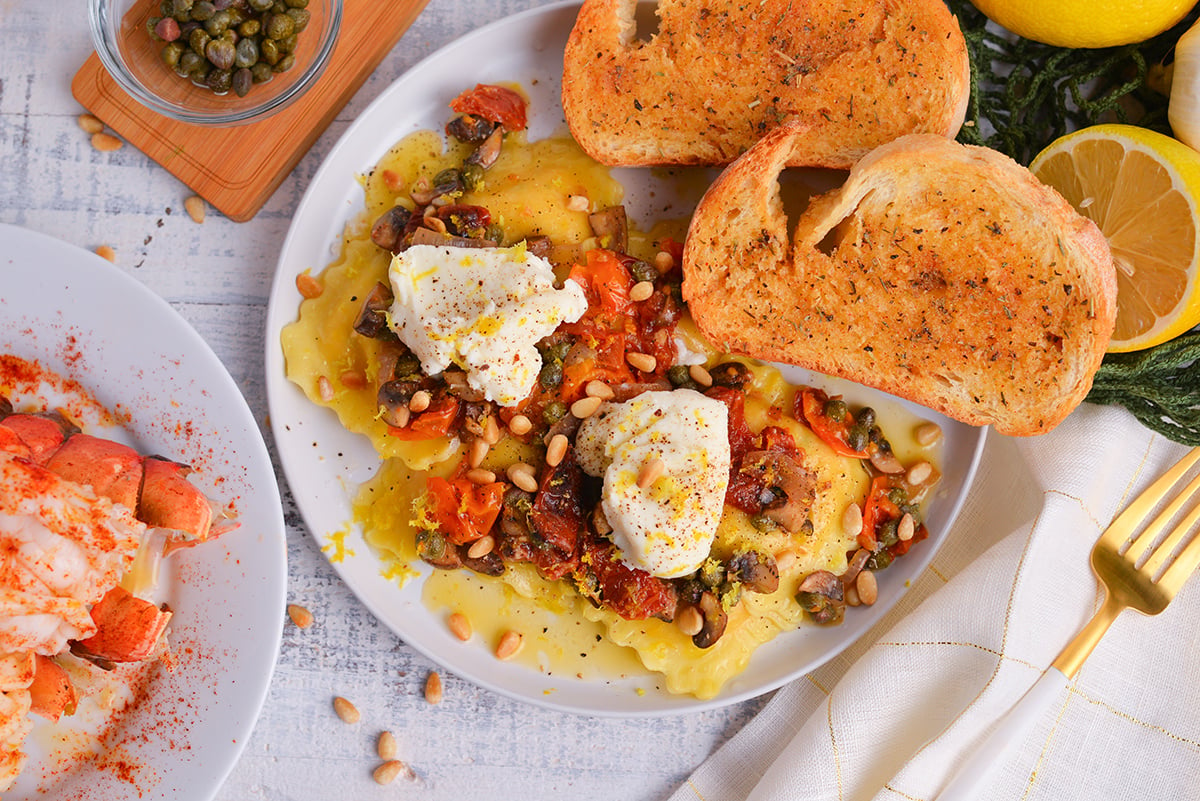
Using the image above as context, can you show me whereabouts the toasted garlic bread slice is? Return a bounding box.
[682,125,1117,436]
[561,0,970,169]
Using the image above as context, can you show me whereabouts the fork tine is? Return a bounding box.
[1144,495,1200,578]
[1156,506,1200,595]
[1101,447,1200,551]
[1126,470,1200,564]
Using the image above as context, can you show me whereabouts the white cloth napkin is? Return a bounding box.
[670,403,1200,801]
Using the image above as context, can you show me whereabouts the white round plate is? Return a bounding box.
[0,223,287,798]
[264,0,986,716]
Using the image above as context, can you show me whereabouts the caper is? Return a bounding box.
[824,398,848,422]
[179,49,205,76]
[416,529,446,560]
[204,9,231,36]
[160,41,185,69]
[147,16,164,38]
[542,401,568,425]
[629,259,658,283]
[232,67,253,97]
[260,37,281,65]
[238,18,261,36]
[191,1,215,20]
[247,0,272,10]
[234,37,259,68]
[272,52,296,73]
[188,27,211,56]
[846,423,869,452]
[264,12,295,39]
[205,67,232,93]
[225,6,248,26]
[278,34,299,53]
[749,514,776,532]
[272,0,288,11]
[394,352,421,379]
[206,38,236,70]
[887,487,909,506]
[460,162,485,192]
[432,168,464,197]
[285,0,309,7]
[484,223,504,244]
[538,360,564,389]
[877,519,900,549]
[250,62,274,83]
[866,549,894,570]
[286,7,311,32]
[667,364,697,389]
[857,406,877,428]
[697,558,725,589]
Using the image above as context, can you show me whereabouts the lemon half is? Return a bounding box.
[1031,124,1200,352]
[968,0,1195,48]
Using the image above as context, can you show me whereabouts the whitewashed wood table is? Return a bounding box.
[0,2,765,798]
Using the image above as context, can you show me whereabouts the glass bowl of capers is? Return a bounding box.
[89,0,342,126]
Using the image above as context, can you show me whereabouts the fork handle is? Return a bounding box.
[933,667,1069,801]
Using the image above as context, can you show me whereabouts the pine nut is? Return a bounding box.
[545,434,569,467]
[408,390,431,412]
[183,195,206,223]
[506,462,539,493]
[295,272,323,299]
[77,113,104,134]
[676,605,703,636]
[637,457,666,489]
[856,570,878,605]
[94,245,116,262]
[466,468,496,485]
[907,461,933,485]
[448,612,472,641]
[468,437,490,468]
[495,629,524,661]
[898,513,915,542]
[287,603,314,629]
[508,414,532,436]
[585,380,615,399]
[482,414,502,445]
[424,671,443,705]
[844,583,861,607]
[91,132,123,152]
[340,369,367,390]
[382,169,406,192]
[626,352,657,373]
[653,250,675,274]
[773,549,798,574]
[332,696,360,724]
[688,364,713,387]
[388,405,411,429]
[566,194,589,212]
[630,281,654,302]
[373,760,405,785]
[425,215,448,234]
[842,502,863,537]
[570,395,603,418]
[467,535,495,558]
[317,376,334,402]
[377,730,398,760]
[914,422,943,447]
[592,504,612,536]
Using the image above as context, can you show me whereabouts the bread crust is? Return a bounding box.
[681,123,1118,436]
[561,0,970,169]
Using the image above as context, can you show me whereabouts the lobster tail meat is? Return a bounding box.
[43,434,144,512]
[140,457,214,547]
[0,411,78,465]
[72,586,171,664]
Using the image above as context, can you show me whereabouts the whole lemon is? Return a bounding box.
[968,0,1196,48]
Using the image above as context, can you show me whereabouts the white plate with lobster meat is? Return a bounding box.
[0,223,286,799]
[265,2,986,715]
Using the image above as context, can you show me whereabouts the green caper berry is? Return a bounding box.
[285,7,311,32]
[545,341,571,362]
[887,486,909,506]
[206,38,236,71]
[247,0,273,10]
[234,37,259,68]
[250,61,274,83]
[846,424,869,452]
[460,162,485,192]
[160,41,185,69]
[857,407,877,428]
[260,37,281,65]
[538,360,564,390]
[272,0,288,11]
[206,68,233,93]
[278,33,298,53]
[190,1,215,20]
[204,9,231,36]
[867,549,894,570]
[225,6,247,26]
[667,364,697,389]
[542,401,568,425]
[264,12,295,38]
[878,519,900,549]
[823,398,848,422]
[179,49,205,76]
[285,0,309,7]
[629,260,658,283]
[272,52,296,73]
[189,27,211,56]
[238,18,261,36]
[232,67,253,97]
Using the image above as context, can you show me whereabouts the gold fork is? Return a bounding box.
[937,446,1200,800]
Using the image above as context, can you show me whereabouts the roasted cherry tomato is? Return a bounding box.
[796,388,868,458]
[449,84,528,132]
[424,476,505,545]
[388,396,461,441]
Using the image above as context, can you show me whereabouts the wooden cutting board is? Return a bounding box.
[72,0,431,222]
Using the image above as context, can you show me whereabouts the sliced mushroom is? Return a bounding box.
[377,379,419,428]
[408,227,497,249]
[796,570,846,626]
[692,589,728,649]
[524,235,553,259]
[739,450,816,534]
[446,113,496,144]
[588,205,629,253]
[460,547,505,577]
[708,361,753,389]
[728,550,780,594]
[370,206,412,253]
[868,443,905,474]
[841,548,872,587]
[466,127,503,169]
[352,281,395,339]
